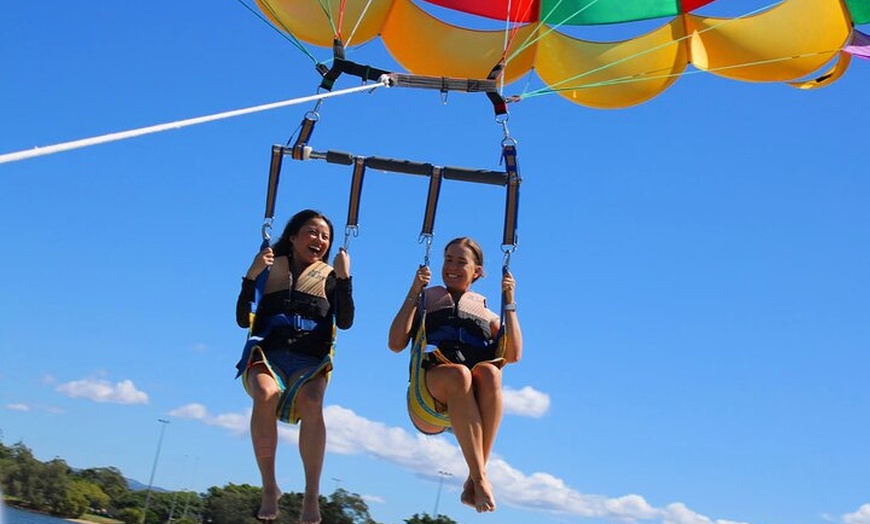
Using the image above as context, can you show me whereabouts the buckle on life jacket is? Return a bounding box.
[268,313,319,333]
[290,314,318,332]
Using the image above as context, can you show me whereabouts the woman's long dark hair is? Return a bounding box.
[272,209,334,261]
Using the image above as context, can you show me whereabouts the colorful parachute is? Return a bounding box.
[256,0,870,109]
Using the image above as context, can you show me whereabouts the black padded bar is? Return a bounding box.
[365,156,432,176]
[442,167,507,186]
[346,158,366,228]
[264,144,286,220]
[324,150,354,165]
[421,167,443,236]
[308,150,507,186]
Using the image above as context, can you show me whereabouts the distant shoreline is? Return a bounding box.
[4,503,115,524]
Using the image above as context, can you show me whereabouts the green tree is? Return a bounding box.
[203,483,262,524]
[117,506,142,524]
[77,466,129,504]
[39,457,72,513]
[55,480,90,517]
[323,488,378,524]
[404,513,458,524]
[4,442,41,503]
[70,479,110,512]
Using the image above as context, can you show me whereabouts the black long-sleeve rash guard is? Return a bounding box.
[236,273,354,359]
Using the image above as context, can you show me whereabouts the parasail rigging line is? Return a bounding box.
[344,0,376,48]
[234,0,319,64]
[509,1,797,100]
[508,0,605,61]
[0,80,390,165]
[517,47,847,100]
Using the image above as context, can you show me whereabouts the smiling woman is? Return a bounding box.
[388,237,523,514]
[234,209,355,524]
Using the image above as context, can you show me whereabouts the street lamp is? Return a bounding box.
[433,469,452,516]
[331,477,343,493]
[141,418,170,524]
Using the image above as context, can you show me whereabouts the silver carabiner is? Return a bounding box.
[261,218,274,243]
[418,233,434,267]
[343,225,359,251]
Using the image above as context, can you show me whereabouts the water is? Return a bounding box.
[3,506,73,524]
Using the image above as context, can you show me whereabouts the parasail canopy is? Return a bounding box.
[255,0,869,109]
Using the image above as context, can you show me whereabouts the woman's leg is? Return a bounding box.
[247,365,282,520]
[426,364,496,512]
[461,363,503,507]
[295,373,328,524]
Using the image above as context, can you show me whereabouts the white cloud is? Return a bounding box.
[503,385,550,417]
[361,494,385,504]
[6,403,30,412]
[844,504,870,524]
[56,378,148,404]
[661,503,749,524]
[192,343,208,353]
[169,403,209,420]
[170,403,248,435]
[184,402,745,524]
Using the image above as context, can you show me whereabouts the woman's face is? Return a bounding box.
[442,242,482,292]
[290,217,331,266]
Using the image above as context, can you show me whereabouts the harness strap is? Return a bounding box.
[256,144,287,302]
[264,145,284,235]
[501,143,521,249]
[344,157,366,245]
[292,116,317,160]
[318,39,391,92]
[408,309,451,433]
[421,166,443,238]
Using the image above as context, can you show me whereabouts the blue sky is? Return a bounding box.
[1,2,868,524]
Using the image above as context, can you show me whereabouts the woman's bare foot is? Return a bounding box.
[257,486,282,521]
[299,492,321,524]
[473,477,496,513]
[460,477,475,507]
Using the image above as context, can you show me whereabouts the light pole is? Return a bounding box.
[433,469,452,516]
[180,456,199,520]
[141,418,170,524]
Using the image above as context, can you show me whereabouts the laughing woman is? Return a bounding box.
[388,237,523,513]
[235,209,354,524]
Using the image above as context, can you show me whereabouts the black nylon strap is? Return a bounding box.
[501,144,521,248]
[265,144,285,221]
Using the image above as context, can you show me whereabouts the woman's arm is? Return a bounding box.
[388,265,430,352]
[499,270,523,363]
[331,248,354,329]
[333,276,354,329]
[235,278,256,328]
[235,247,275,328]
